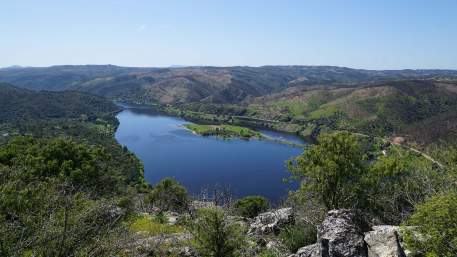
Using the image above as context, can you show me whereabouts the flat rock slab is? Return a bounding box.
[364,226,406,257]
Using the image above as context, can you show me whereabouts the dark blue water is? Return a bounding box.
[115,108,305,201]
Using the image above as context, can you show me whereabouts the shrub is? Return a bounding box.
[146,178,189,213]
[288,131,443,224]
[402,192,457,257]
[258,249,281,257]
[189,208,246,257]
[154,212,167,224]
[279,223,317,253]
[287,132,366,210]
[130,214,183,236]
[233,196,270,218]
[365,147,439,224]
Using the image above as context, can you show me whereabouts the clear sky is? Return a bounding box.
[1,0,456,69]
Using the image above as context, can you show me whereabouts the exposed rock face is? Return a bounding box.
[364,226,406,257]
[288,244,320,257]
[317,209,367,257]
[288,210,411,257]
[248,207,294,235]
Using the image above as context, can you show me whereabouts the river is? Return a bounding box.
[115,107,306,202]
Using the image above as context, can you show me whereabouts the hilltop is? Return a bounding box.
[1,65,456,105]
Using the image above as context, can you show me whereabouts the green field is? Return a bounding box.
[185,124,262,139]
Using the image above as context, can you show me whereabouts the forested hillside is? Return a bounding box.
[0,82,118,123]
[0,83,147,256]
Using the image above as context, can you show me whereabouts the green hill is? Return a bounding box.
[0,82,118,123]
[247,80,457,145]
[0,82,144,188]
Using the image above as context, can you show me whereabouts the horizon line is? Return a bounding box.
[1,64,457,71]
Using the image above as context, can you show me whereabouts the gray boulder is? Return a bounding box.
[175,246,198,257]
[364,226,406,257]
[317,209,367,257]
[288,244,320,257]
[248,207,294,235]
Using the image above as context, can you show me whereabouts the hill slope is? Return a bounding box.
[247,80,457,145]
[1,65,457,105]
[0,82,118,123]
[0,83,148,256]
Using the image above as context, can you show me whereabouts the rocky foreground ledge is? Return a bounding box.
[131,205,412,257]
[287,209,408,257]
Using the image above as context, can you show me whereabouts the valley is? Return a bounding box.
[1,66,457,257]
[3,1,457,256]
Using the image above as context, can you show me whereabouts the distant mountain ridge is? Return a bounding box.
[1,65,456,105]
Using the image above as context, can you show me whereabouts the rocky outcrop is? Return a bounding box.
[317,209,368,257]
[248,207,294,235]
[364,226,406,257]
[132,232,196,256]
[288,210,412,257]
[288,244,320,257]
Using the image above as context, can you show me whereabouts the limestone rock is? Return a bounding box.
[317,209,367,257]
[364,226,406,257]
[248,207,294,235]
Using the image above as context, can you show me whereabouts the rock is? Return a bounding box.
[167,211,180,225]
[266,240,280,249]
[317,209,367,257]
[133,232,192,252]
[190,200,216,210]
[364,226,406,257]
[175,246,198,257]
[248,207,294,235]
[265,239,286,251]
[392,137,406,145]
[288,244,320,257]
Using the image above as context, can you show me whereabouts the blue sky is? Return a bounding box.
[1,0,456,69]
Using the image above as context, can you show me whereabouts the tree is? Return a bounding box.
[366,147,439,224]
[146,178,189,213]
[233,196,269,218]
[0,137,136,257]
[288,132,366,210]
[402,192,457,257]
[189,208,246,257]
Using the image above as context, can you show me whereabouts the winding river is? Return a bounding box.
[115,107,306,201]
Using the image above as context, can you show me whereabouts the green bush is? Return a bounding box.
[402,192,457,257]
[279,223,317,253]
[154,212,167,224]
[288,131,443,224]
[0,137,135,256]
[365,147,439,224]
[288,132,367,210]
[189,208,246,257]
[258,249,281,257]
[233,196,270,218]
[130,214,183,236]
[146,178,189,213]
